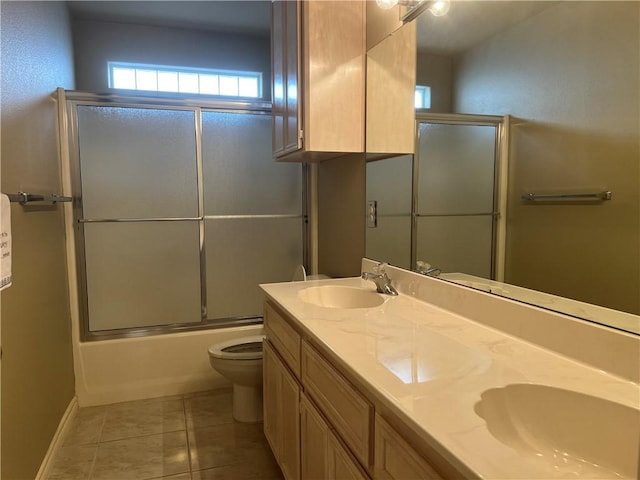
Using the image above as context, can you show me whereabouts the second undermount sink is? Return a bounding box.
[475,384,639,478]
[298,285,385,309]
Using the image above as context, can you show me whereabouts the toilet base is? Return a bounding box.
[233,384,263,423]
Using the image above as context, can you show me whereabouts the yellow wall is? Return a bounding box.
[454,2,639,313]
[0,2,76,477]
[416,51,452,113]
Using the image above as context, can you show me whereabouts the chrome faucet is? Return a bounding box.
[361,263,398,296]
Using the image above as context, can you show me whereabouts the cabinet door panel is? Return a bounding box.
[304,0,364,153]
[301,394,329,480]
[375,414,442,480]
[328,431,369,480]
[281,364,301,480]
[302,393,370,480]
[284,0,301,153]
[366,21,416,154]
[264,339,281,454]
[264,340,301,480]
[272,0,285,156]
[302,341,373,469]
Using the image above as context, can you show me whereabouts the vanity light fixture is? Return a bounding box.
[428,0,450,17]
[375,0,451,21]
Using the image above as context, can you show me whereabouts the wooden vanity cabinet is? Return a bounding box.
[263,299,448,480]
[271,0,365,162]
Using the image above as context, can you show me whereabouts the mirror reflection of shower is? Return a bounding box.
[366,113,506,280]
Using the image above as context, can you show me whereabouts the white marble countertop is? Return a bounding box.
[260,276,639,480]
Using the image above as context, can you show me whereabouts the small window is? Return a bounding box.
[108,62,262,98]
[415,85,432,109]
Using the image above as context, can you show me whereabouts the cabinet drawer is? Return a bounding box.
[302,341,373,469]
[375,414,442,480]
[265,301,301,377]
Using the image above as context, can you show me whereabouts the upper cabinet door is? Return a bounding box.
[271,0,288,157]
[284,0,301,154]
[272,0,302,157]
[366,21,416,156]
[271,0,365,162]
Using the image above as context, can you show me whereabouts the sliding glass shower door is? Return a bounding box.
[201,111,302,319]
[77,106,203,331]
[415,120,499,278]
[71,99,303,338]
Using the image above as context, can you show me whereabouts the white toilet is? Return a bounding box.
[208,335,265,423]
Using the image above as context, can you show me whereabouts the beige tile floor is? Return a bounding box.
[46,389,283,480]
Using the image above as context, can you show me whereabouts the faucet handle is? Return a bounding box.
[373,262,388,275]
[416,261,431,274]
[416,260,440,277]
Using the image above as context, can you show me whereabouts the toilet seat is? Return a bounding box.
[208,335,265,360]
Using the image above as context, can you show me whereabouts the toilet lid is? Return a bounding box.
[208,335,265,360]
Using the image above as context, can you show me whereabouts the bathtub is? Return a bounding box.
[73,324,264,407]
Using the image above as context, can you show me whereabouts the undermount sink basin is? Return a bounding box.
[475,384,639,478]
[298,285,385,309]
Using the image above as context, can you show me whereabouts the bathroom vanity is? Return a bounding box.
[260,260,639,479]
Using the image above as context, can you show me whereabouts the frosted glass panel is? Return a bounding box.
[416,215,493,278]
[84,221,201,331]
[366,216,412,269]
[205,217,303,319]
[77,106,198,219]
[202,111,302,215]
[366,155,413,269]
[417,123,496,215]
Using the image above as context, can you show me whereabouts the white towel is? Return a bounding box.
[1,194,12,291]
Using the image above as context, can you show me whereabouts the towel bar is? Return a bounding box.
[6,192,72,205]
[521,191,612,201]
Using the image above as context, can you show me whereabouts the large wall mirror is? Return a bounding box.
[365,1,639,335]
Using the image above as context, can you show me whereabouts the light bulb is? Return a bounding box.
[429,0,450,16]
[376,0,399,10]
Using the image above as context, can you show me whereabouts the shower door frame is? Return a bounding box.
[64,91,309,341]
[412,112,509,281]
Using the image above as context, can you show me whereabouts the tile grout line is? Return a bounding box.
[87,406,109,480]
[92,427,189,445]
[182,394,194,479]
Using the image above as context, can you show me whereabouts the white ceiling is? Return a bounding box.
[66,1,271,36]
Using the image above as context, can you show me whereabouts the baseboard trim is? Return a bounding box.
[35,396,78,480]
